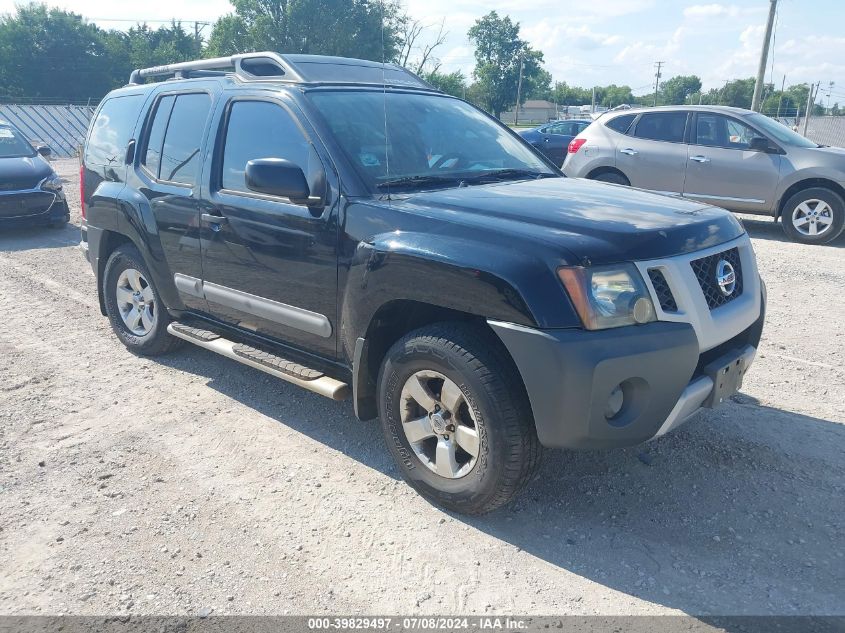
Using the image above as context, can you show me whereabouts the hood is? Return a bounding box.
[391,177,745,264]
[0,154,53,188]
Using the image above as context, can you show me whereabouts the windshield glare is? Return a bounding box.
[746,113,818,148]
[0,126,36,159]
[308,91,554,192]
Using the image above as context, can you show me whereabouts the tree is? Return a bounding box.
[0,4,114,103]
[720,78,756,108]
[467,11,546,117]
[397,18,447,74]
[660,75,702,105]
[423,70,466,98]
[205,0,405,62]
[551,81,591,106]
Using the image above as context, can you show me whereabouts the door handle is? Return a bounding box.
[201,213,228,231]
[619,148,638,156]
[690,155,711,163]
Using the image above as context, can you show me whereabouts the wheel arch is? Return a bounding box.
[586,165,630,183]
[94,230,135,316]
[351,300,525,422]
[776,178,845,218]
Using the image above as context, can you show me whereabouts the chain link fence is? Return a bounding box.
[801,116,845,148]
[0,104,95,158]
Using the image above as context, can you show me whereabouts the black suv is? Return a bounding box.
[0,120,68,227]
[80,53,765,514]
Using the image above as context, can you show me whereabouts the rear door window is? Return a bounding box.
[632,112,688,143]
[158,93,212,185]
[142,95,176,178]
[85,94,144,169]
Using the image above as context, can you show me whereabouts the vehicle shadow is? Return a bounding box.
[157,346,844,618]
[0,221,80,252]
[740,215,845,247]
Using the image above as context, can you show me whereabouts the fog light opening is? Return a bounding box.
[604,384,625,420]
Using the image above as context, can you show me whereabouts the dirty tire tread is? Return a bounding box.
[378,322,542,515]
[103,244,182,357]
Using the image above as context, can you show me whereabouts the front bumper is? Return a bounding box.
[0,188,68,227]
[489,294,765,450]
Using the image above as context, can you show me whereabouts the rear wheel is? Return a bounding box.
[377,323,542,515]
[591,170,630,186]
[103,244,182,356]
[781,187,845,244]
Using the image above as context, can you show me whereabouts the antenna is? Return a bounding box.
[380,0,391,200]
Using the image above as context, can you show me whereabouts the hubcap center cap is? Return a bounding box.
[430,412,447,434]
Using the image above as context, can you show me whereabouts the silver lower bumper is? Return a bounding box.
[653,344,757,438]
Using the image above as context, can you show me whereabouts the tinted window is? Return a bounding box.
[308,91,552,192]
[220,101,312,194]
[633,112,688,143]
[605,114,635,134]
[0,125,35,158]
[159,93,211,185]
[85,95,143,167]
[695,113,756,149]
[142,95,176,177]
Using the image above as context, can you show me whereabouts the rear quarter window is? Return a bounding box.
[604,114,635,134]
[85,94,144,171]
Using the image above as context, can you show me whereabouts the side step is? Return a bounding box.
[167,323,349,401]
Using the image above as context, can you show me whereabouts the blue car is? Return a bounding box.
[518,119,592,165]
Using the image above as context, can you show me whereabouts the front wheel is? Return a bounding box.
[377,323,542,515]
[103,244,182,356]
[781,187,845,244]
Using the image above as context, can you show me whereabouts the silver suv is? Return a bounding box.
[562,105,845,244]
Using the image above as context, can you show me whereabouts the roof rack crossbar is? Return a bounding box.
[128,52,303,85]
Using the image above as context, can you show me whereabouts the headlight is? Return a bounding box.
[40,174,63,191]
[558,264,656,330]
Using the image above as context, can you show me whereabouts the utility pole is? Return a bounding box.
[653,61,664,106]
[514,56,524,126]
[802,81,819,137]
[751,0,778,112]
[776,73,786,118]
[590,86,596,114]
[193,21,209,53]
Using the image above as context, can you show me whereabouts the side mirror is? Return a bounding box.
[245,158,310,203]
[36,144,52,157]
[749,136,774,153]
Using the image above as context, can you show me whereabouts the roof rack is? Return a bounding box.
[128,52,304,85]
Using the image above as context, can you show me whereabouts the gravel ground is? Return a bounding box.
[0,158,843,617]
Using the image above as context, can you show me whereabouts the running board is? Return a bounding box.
[167,323,349,401]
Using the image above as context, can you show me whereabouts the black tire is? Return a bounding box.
[377,323,542,515]
[780,187,845,244]
[103,244,182,356]
[49,202,70,228]
[591,170,630,186]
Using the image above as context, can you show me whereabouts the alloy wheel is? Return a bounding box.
[399,370,480,479]
[791,199,834,237]
[115,268,156,336]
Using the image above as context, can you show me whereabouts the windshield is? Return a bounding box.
[308,90,555,192]
[0,125,36,158]
[745,113,819,148]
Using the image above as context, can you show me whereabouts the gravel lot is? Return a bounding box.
[0,158,843,617]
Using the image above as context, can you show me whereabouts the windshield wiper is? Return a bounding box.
[376,174,460,190]
[457,168,555,184]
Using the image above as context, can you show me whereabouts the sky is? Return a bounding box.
[2,0,844,102]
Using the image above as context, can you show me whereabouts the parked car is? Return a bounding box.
[0,120,68,228]
[517,119,592,164]
[563,105,845,244]
[80,53,765,514]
